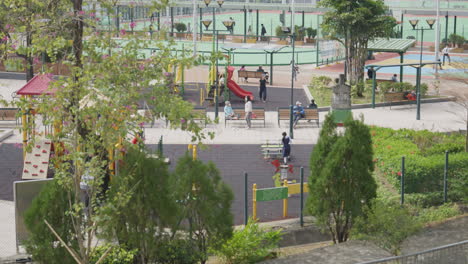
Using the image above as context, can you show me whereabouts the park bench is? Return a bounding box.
[383,92,409,109]
[238,71,268,83]
[225,107,265,128]
[0,108,21,126]
[277,107,319,128]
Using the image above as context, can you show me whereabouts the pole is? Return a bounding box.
[401,156,405,205]
[181,44,185,96]
[372,68,376,108]
[289,34,295,139]
[157,12,160,31]
[302,11,305,28]
[243,8,247,43]
[444,151,448,203]
[252,183,257,221]
[283,180,288,218]
[453,16,457,35]
[270,52,273,85]
[400,52,404,83]
[192,0,197,56]
[316,14,319,67]
[444,14,448,46]
[256,9,259,41]
[416,28,423,121]
[199,8,203,38]
[170,7,174,37]
[215,30,219,119]
[435,0,440,73]
[116,6,120,32]
[400,12,404,38]
[300,167,304,227]
[244,172,248,224]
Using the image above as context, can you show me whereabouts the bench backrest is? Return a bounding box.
[304,109,319,119]
[384,92,405,102]
[234,108,265,119]
[238,71,265,79]
[278,108,318,119]
[0,108,20,121]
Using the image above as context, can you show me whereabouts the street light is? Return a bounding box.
[204,0,225,119]
[282,26,295,139]
[409,18,435,120]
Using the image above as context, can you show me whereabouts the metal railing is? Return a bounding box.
[360,240,468,264]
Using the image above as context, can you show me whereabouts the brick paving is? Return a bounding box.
[181,82,309,111]
[0,143,312,225]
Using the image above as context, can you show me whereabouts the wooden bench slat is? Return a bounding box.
[225,108,266,127]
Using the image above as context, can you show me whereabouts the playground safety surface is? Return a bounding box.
[0,143,313,225]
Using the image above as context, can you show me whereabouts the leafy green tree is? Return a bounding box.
[319,0,396,90]
[11,1,207,263]
[307,115,377,243]
[24,180,78,264]
[100,146,178,264]
[171,154,234,264]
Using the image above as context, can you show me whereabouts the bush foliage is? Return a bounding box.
[211,219,282,264]
[371,127,468,205]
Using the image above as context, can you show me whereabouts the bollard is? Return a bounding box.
[192,145,197,160]
[300,167,304,227]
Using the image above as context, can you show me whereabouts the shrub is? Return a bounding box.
[352,199,421,255]
[306,27,317,39]
[155,238,201,264]
[24,180,77,264]
[212,219,282,264]
[416,203,461,224]
[90,245,137,264]
[175,22,187,32]
[449,34,465,47]
[275,26,287,40]
[419,83,428,96]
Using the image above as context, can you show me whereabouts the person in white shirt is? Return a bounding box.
[442,46,451,65]
[244,96,252,129]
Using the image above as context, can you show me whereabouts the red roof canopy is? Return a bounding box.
[16,74,56,96]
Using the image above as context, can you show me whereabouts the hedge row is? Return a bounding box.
[370,127,468,204]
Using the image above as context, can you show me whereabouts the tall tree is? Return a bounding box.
[307,115,377,243]
[319,0,396,91]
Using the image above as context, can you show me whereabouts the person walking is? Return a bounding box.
[261,24,267,41]
[245,96,253,129]
[259,74,267,102]
[281,132,291,164]
[442,46,451,65]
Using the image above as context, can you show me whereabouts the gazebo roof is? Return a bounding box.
[368,38,415,53]
[16,74,56,96]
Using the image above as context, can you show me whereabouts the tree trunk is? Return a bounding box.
[25,31,34,81]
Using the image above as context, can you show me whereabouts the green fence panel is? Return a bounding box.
[256,187,288,202]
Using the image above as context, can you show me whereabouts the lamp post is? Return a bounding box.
[282,26,295,139]
[409,18,435,121]
[203,0,225,119]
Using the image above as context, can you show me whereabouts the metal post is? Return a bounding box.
[270,52,274,85]
[181,44,185,96]
[302,11,305,28]
[372,68,376,108]
[157,12,160,31]
[116,6,120,32]
[416,66,421,120]
[256,9,259,41]
[300,167,304,227]
[400,12,404,38]
[170,7,174,36]
[199,8,203,37]
[316,15,320,67]
[444,151,448,203]
[244,172,248,225]
[243,8,247,43]
[215,30,219,119]
[401,156,405,205]
[444,14,448,46]
[454,16,457,35]
[400,52,404,83]
[289,34,295,139]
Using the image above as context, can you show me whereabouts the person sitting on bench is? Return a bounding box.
[293,101,305,129]
[224,101,238,120]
